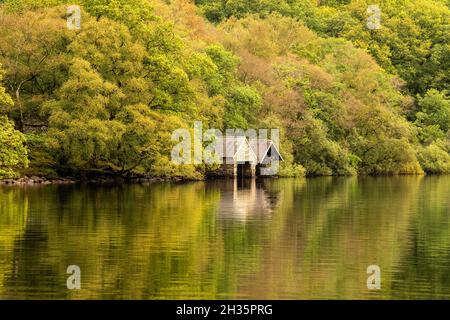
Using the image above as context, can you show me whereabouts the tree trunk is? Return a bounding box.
[15,86,24,132]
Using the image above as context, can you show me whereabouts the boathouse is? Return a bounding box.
[210,136,283,178]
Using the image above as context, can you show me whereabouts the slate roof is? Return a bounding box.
[248,138,284,163]
[213,136,283,164]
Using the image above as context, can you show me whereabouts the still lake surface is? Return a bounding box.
[0,176,449,299]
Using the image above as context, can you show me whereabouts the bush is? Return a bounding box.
[279,163,306,177]
[0,116,29,179]
[417,142,450,174]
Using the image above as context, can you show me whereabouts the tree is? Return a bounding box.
[1,65,28,179]
[0,116,29,178]
[0,64,13,108]
[415,89,450,144]
[0,7,71,131]
[197,0,450,96]
[1,0,448,178]
[195,0,315,23]
[214,14,423,175]
[310,0,450,95]
[417,141,450,174]
[36,7,225,178]
[44,57,125,169]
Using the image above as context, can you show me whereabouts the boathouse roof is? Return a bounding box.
[214,136,283,164]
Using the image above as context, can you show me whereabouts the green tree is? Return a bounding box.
[415,89,450,144]
[0,116,29,178]
[0,7,71,131]
[0,65,13,108]
[215,14,423,175]
[417,141,450,174]
[1,65,28,179]
[308,0,450,95]
[1,0,448,178]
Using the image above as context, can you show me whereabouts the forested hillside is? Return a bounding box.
[0,0,449,179]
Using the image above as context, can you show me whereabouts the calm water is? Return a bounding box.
[0,176,449,300]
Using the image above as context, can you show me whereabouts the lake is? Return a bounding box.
[0,176,449,299]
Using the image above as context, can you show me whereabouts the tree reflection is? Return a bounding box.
[0,176,449,299]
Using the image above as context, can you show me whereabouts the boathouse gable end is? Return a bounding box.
[209,137,283,177]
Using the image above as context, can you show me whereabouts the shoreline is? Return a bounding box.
[0,175,186,186]
[0,176,77,185]
[1,172,445,186]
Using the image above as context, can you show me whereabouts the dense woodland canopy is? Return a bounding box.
[0,0,449,179]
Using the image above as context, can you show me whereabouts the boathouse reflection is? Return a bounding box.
[218,179,279,221]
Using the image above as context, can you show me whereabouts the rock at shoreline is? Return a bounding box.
[0,176,77,185]
[1,175,187,185]
[30,176,45,183]
[0,179,17,185]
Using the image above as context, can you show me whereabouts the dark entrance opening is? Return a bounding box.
[237,163,245,178]
[237,162,254,178]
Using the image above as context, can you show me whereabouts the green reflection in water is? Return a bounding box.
[0,176,449,299]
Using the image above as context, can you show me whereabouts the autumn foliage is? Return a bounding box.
[0,0,449,178]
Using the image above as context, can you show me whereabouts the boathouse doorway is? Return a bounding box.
[237,162,255,178]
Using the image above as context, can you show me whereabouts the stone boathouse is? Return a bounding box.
[210,136,283,178]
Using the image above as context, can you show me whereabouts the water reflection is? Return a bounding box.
[218,179,278,221]
[0,176,449,299]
